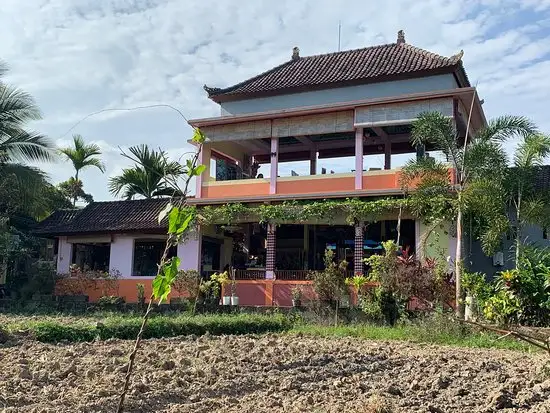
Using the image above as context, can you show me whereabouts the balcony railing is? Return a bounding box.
[234,269,266,280]
[200,169,404,199]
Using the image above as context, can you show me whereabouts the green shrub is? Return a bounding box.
[309,248,348,304]
[31,322,96,342]
[11,314,293,343]
[96,296,125,310]
[480,246,550,326]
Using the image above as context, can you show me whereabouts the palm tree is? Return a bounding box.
[0,60,56,218]
[60,134,105,205]
[401,112,537,318]
[506,134,550,267]
[109,145,184,199]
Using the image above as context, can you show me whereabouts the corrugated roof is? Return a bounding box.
[205,35,467,102]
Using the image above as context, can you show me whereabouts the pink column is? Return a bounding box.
[354,222,364,275]
[270,136,278,194]
[355,128,363,190]
[195,145,211,199]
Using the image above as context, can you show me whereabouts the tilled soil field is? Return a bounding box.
[1,334,549,413]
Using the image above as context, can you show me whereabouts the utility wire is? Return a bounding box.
[57,103,192,140]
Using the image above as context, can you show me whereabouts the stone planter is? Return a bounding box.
[222,296,231,306]
[230,296,239,306]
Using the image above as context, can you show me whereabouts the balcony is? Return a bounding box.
[200,169,403,200]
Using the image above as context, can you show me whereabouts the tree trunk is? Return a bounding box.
[396,205,402,247]
[455,200,465,319]
[515,188,522,269]
[73,171,79,207]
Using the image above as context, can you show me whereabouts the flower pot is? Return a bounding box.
[230,296,239,306]
[292,299,301,308]
[222,296,231,306]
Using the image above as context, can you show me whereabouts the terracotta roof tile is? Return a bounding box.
[205,42,467,101]
[34,199,172,235]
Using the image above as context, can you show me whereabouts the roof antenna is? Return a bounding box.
[338,20,342,51]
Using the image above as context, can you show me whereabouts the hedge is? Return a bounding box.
[12,313,293,343]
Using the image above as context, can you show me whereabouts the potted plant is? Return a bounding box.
[229,268,239,306]
[212,271,231,305]
[291,286,302,307]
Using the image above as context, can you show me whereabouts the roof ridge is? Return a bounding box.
[204,43,397,97]
[205,59,296,97]
[293,42,396,60]
[401,43,463,65]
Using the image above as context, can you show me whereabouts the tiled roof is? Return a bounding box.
[205,36,468,102]
[34,210,80,234]
[34,199,173,235]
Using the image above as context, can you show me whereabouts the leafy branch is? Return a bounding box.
[116,128,206,413]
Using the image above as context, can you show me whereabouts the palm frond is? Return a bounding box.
[411,112,460,166]
[0,163,52,218]
[475,115,537,143]
[463,139,508,183]
[59,134,105,173]
[0,83,42,126]
[0,130,55,162]
[513,133,550,169]
[399,156,450,190]
[111,144,184,199]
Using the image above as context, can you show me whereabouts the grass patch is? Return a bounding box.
[5,313,293,343]
[290,322,536,352]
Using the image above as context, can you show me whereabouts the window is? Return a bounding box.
[133,240,177,277]
[71,243,110,272]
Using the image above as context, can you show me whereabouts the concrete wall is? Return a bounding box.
[467,223,550,278]
[220,74,458,115]
[417,221,457,271]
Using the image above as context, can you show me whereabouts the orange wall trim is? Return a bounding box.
[55,279,189,303]
[362,172,399,190]
[56,278,378,307]
[277,176,355,195]
[202,181,270,198]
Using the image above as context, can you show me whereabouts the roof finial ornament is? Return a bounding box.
[397,30,405,44]
[292,46,300,60]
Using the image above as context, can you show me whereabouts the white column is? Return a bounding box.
[178,232,202,272]
[57,236,73,275]
[109,235,134,278]
[270,136,278,194]
[355,128,363,190]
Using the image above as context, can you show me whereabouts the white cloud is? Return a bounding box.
[1,0,550,200]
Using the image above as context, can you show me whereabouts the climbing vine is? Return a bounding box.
[196,197,414,227]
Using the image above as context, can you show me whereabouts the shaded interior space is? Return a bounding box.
[132,240,176,277]
[199,220,416,274]
[71,243,110,272]
[206,125,443,183]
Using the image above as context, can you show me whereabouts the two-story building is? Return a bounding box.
[36,31,487,306]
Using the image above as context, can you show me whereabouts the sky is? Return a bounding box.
[1,0,550,202]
